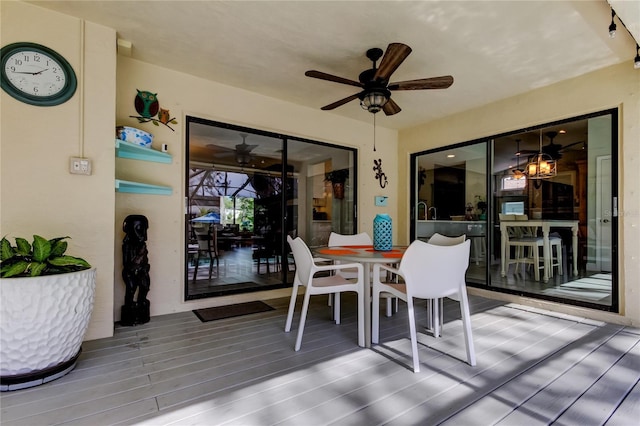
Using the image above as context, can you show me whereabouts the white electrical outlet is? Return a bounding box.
[69,157,92,175]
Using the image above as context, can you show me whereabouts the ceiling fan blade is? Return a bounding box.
[374,43,412,81]
[388,75,454,91]
[236,143,258,153]
[382,98,401,116]
[305,70,363,88]
[321,93,360,110]
[560,141,586,151]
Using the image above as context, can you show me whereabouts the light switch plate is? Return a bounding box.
[374,195,388,206]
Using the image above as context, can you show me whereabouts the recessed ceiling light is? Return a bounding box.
[447,154,455,158]
[559,129,566,134]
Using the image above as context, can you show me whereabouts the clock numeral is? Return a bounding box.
[22,54,30,62]
[33,54,41,62]
[13,59,23,66]
[33,87,39,93]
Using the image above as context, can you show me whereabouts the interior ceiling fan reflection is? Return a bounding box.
[206,133,258,167]
[516,131,586,161]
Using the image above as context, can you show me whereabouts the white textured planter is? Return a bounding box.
[0,268,96,391]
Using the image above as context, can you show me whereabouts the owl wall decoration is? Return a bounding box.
[130,89,177,131]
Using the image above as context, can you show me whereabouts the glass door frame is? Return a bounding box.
[185,116,358,300]
[410,108,619,313]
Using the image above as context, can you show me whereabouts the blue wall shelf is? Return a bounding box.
[115,139,172,195]
[115,139,172,163]
[115,179,172,196]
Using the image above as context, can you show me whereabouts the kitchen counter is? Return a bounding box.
[417,220,486,239]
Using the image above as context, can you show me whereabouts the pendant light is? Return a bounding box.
[526,130,557,179]
[512,139,525,180]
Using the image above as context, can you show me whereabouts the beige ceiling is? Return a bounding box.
[30,0,639,131]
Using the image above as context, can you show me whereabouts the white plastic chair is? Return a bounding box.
[285,236,365,351]
[426,233,466,337]
[372,239,475,372]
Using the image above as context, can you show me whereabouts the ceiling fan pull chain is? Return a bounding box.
[373,113,377,152]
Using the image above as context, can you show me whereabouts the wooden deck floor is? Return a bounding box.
[1,294,638,425]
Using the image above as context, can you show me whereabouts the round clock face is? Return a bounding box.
[1,42,77,106]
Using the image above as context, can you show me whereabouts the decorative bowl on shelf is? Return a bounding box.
[116,126,153,148]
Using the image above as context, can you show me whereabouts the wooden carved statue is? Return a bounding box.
[121,215,151,326]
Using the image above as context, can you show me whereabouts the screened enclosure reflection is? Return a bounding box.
[185,117,356,300]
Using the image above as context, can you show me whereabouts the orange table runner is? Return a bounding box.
[317,248,358,255]
[381,252,404,258]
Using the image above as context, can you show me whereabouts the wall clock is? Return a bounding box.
[1,42,77,106]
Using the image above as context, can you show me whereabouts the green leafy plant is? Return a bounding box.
[0,235,91,278]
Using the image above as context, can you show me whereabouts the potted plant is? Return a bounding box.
[475,195,488,220]
[325,169,349,200]
[0,235,96,391]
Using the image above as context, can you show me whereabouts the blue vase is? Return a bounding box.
[373,214,392,251]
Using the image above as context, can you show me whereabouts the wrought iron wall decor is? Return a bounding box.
[373,159,388,188]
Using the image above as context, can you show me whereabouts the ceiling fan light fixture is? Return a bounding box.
[512,169,525,180]
[511,139,526,180]
[360,90,389,113]
[235,151,251,166]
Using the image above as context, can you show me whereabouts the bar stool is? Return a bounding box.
[507,233,563,280]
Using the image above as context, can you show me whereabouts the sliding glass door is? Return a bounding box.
[185,117,357,300]
[411,142,489,286]
[411,109,618,312]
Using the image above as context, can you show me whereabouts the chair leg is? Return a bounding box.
[193,253,200,282]
[385,296,393,317]
[533,246,540,281]
[357,289,365,348]
[459,289,476,366]
[556,243,563,275]
[284,283,299,332]
[372,286,381,344]
[294,291,312,351]
[407,297,420,373]
[334,292,341,325]
[433,298,441,338]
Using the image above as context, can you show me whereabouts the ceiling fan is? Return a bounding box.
[516,131,586,161]
[206,133,258,167]
[233,133,258,166]
[305,42,454,115]
[541,131,588,160]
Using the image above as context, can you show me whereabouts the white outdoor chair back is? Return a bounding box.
[285,236,365,351]
[427,233,466,246]
[372,239,475,372]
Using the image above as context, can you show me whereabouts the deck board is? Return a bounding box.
[0,294,637,426]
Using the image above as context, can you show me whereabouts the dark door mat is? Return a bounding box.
[193,301,275,322]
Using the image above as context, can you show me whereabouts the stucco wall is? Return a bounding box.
[114,58,399,320]
[398,61,640,325]
[1,1,116,339]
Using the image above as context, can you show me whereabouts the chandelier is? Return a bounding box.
[526,131,557,179]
